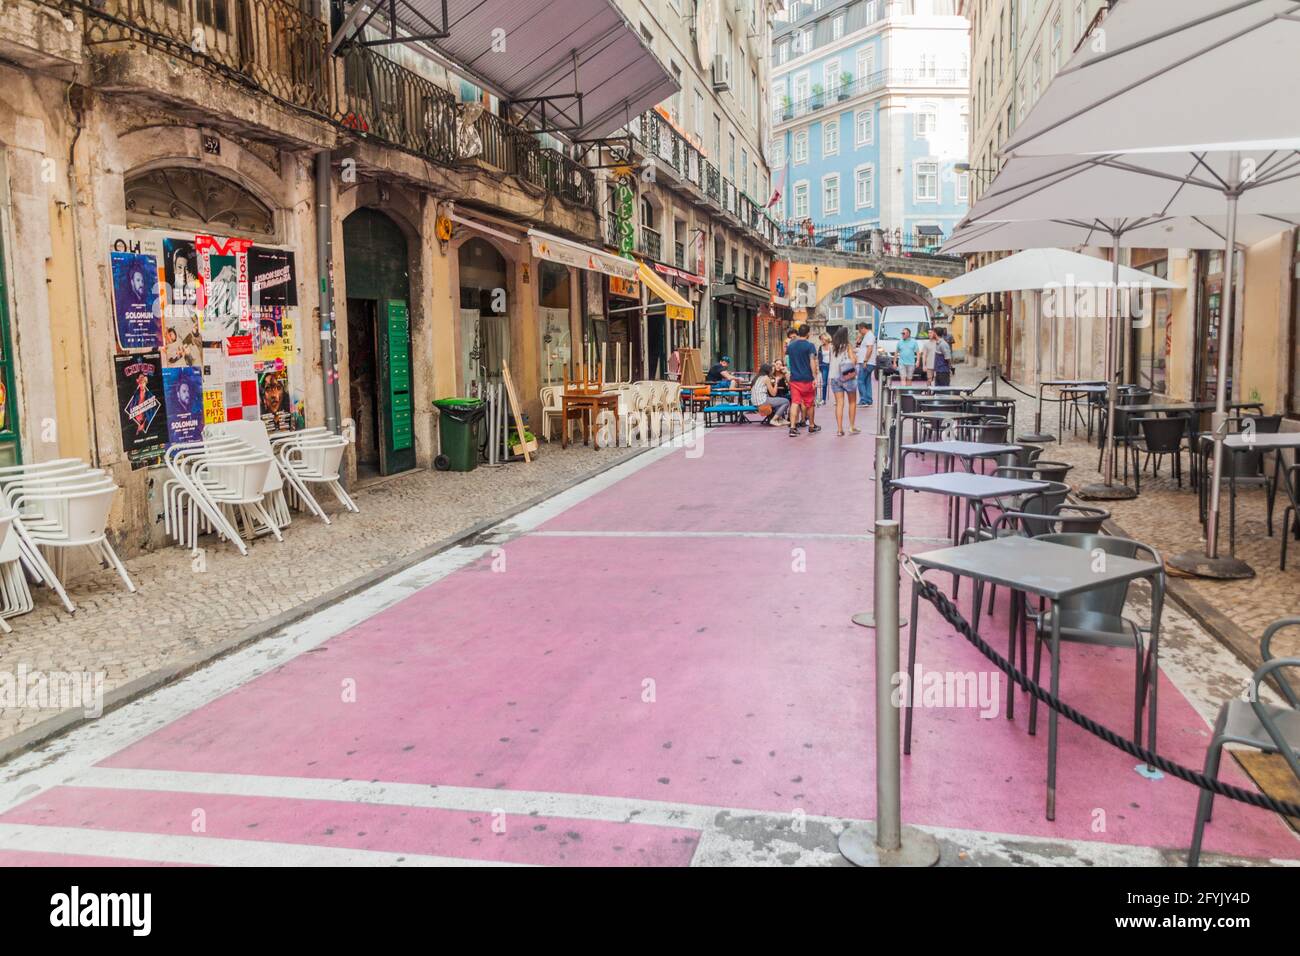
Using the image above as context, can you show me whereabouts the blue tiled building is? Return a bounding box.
[769,0,970,319]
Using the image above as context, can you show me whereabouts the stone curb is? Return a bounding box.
[0,442,660,766]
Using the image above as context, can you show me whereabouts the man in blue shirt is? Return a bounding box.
[785,324,822,437]
[896,327,920,385]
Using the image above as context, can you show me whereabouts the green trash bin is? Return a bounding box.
[433,398,486,472]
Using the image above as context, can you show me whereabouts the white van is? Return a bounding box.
[874,305,932,366]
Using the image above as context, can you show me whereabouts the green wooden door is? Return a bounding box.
[343,209,414,475]
[380,298,414,472]
[0,230,20,466]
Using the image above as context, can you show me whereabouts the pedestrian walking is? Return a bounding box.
[896,326,920,385]
[929,327,953,387]
[854,321,875,406]
[817,332,832,406]
[785,324,821,436]
[829,326,860,436]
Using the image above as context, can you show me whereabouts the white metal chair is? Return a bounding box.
[206,421,292,527]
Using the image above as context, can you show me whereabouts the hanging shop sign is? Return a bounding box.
[609,275,640,298]
[115,352,166,469]
[614,175,636,259]
[652,262,706,286]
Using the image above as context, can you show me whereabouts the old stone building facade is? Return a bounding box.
[0,0,722,564]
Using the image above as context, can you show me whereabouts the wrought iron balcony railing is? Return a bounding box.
[773,68,966,125]
[84,0,331,114]
[82,1,594,211]
[774,220,962,262]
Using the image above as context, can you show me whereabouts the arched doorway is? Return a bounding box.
[458,237,510,395]
[343,208,414,477]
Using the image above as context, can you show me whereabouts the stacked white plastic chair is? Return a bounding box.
[270,427,357,522]
[539,386,564,443]
[206,421,292,527]
[0,458,134,615]
[163,432,280,556]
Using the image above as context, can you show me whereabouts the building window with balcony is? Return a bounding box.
[741,148,749,192]
[824,58,841,98]
[695,89,705,139]
[729,133,737,179]
[856,48,875,86]
[854,164,874,208]
[919,53,937,79]
[793,180,810,218]
[793,129,809,164]
[794,72,810,105]
[823,120,839,156]
[915,107,936,137]
[914,161,939,202]
[714,115,722,157]
[822,174,840,216]
[855,109,873,146]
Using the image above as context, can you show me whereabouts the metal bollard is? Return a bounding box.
[852,435,899,629]
[839,520,941,867]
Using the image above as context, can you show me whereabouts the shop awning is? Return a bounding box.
[529,229,637,280]
[637,262,693,322]
[916,225,944,237]
[330,0,678,140]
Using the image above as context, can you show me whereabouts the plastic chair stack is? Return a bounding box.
[271,427,358,522]
[0,458,135,615]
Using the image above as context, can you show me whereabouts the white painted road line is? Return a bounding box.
[0,824,521,867]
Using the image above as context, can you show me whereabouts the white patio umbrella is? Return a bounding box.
[930,247,1178,441]
[983,0,1300,576]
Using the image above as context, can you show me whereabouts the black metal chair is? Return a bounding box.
[1132,415,1188,492]
[1189,617,1300,866]
[1280,463,1300,571]
[1030,533,1165,777]
[1097,392,1150,484]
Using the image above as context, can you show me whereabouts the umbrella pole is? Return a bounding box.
[1169,154,1254,579]
[1019,288,1053,442]
[1080,232,1136,501]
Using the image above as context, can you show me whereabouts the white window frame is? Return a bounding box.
[914,161,939,203]
[915,106,937,137]
[793,180,810,218]
[854,163,875,209]
[856,47,875,85]
[793,71,810,104]
[793,129,809,164]
[822,173,839,216]
[824,58,841,97]
[771,136,786,168]
[956,171,969,202]
[855,109,873,146]
[831,14,844,40]
[822,119,839,156]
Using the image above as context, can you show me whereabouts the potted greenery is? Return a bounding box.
[810,83,825,109]
[781,94,793,120]
[509,427,538,458]
[838,72,853,99]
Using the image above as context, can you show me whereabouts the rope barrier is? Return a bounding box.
[904,565,1300,819]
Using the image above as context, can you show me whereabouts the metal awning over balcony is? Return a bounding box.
[330,0,678,140]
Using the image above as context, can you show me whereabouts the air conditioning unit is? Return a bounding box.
[711,54,732,92]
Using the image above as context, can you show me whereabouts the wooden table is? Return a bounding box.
[561,391,620,450]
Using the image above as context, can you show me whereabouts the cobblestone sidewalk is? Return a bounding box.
[0,440,643,748]
[953,366,1300,668]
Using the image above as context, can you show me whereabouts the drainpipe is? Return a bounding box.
[66,87,100,466]
[315,151,341,433]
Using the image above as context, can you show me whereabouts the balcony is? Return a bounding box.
[774,69,966,125]
[85,0,330,114]
[774,220,962,263]
[640,227,662,262]
[83,1,594,211]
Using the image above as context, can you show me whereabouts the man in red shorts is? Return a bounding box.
[784,324,821,437]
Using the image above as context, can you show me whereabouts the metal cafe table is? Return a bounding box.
[900,440,1023,477]
[1040,379,1104,442]
[889,471,1047,552]
[904,536,1162,820]
[898,410,980,446]
[1211,432,1300,555]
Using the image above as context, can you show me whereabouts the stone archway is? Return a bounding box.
[812,269,940,326]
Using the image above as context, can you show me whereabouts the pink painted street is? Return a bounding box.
[0,419,1295,869]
